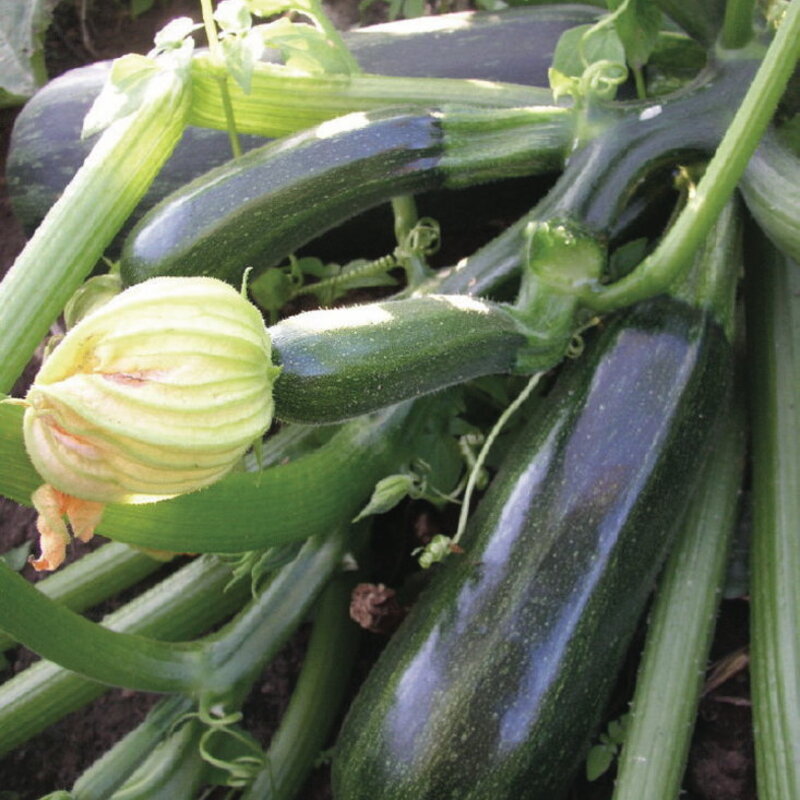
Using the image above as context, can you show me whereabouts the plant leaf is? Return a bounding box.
[352,473,416,522]
[586,743,616,781]
[608,0,662,70]
[215,0,253,34]
[0,541,32,572]
[0,0,58,107]
[81,53,160,137]
[551,23,625,79]
[258,17,355,74]
[221,28,265,93]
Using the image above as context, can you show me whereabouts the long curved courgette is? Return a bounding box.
[118,104,571,287]
[331,207,739,799]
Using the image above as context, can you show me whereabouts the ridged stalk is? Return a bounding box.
[0,528,345,695]
[0,398,430,554]
[71,695,195,800]
[0,555,248,756]
[0,64,191,394]
[0,543,162,653]
[241,573,360,799]
[746,231,800,800]
[612,395,745,799]
[188,57,554,137]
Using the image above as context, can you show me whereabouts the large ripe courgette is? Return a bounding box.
[331,207,739,800]
[6,5,599,239]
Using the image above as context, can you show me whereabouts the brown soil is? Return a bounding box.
[0,2,756,798]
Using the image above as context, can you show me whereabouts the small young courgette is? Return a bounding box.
[331,207,739,799]
[269,295,529,423]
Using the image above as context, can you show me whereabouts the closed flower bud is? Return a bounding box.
[22,276,280,569]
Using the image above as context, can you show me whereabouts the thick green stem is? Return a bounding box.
[0,543,162,653]
[0,398,427,554]
[612,395,745,800]
[720,0,756,49]
[746,230,800,800]
[72,695,195,800]
[241,572,360,799]
[199,0,242,158]
[105,716,207,799]
[188,56,555,137]
[0,555,249,756]
[0,559,205,693]
[0,64,191,395]
[583,0,800,311]
[198,531,349,698]
[0,528,345,697]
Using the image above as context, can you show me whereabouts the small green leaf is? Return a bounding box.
[221,28,265,93]
[0,0,57,107]
[607,716,627,743]
[586,743,616,781]
[548,67,581,102]
[246,0,298,17]
[81,53,160,137]
[607,0,662,70]
[250,268,295,320]
[352,474,416,522]
[152,16,199,51]
[0,541,32,572]
[552,24,625,79]
[258,17,355,74]
[215,0,253,34]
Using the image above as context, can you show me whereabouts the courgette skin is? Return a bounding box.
[119,103,569,287]
[120,108,447,287]
[270,295,528,423]
[331,295,732,800]
[6,5,599,240]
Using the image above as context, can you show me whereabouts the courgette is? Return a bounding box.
[6,5,599,239]
[118,104,572,287]
[331,206,739,800]
[269,294,529,423]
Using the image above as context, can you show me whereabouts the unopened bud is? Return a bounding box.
[22,276,279,564]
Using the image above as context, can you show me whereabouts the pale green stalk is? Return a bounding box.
[746,232,800,800]
[0,65,191,395]
[612,397,745,799]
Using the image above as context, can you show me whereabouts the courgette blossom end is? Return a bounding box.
[22,276,280,570]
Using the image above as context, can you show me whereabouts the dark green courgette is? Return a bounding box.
[270,295,529,423]
[118,104,571,287]
[331,210,739,799]
[740,126,800,264]
[6,5,599,240]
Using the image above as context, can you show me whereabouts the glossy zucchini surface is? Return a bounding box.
[270,294,528,423]
[332,293,732,799]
